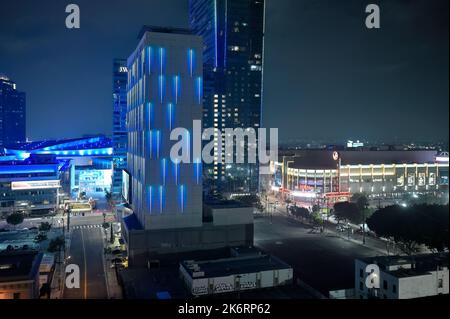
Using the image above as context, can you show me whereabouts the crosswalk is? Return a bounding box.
[71,224,103,230]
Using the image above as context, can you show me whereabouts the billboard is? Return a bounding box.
[11,180,60,190]
[122,170,131,203]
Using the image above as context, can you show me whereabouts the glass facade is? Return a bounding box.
[112,59,129,196]
[189,0,265,194]
[0,75,26,149]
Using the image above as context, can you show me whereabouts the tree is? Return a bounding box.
[333,202,361,224]
[6,213,24,229]
[39,222,52,232]
[290,206,309,221]
[367,204,449,255]
[351,193,369,211]
[311,212,323,226]
[234,195,264,213]
[110,223,114,244]
[48,236,65,253]
[105,191,114,208]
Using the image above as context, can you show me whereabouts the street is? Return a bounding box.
[254,213,380,295]
[63,226,108,299]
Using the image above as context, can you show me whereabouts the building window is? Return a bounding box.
[359,268,363,278]
[392,284,397,293]
[438,279,443,289]
[13,292,20,299]
[383,280,388,290]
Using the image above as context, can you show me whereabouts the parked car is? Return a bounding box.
[34,233,47,243]
[336,224,350,232]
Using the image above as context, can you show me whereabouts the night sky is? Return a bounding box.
[0,0,448,143]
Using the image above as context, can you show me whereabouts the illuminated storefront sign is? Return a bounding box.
[11,180,60,190]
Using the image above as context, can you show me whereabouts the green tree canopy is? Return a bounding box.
[333,201,362,224]
[367,204,449,254]
[6,213,24,228]
[39,222,52,232]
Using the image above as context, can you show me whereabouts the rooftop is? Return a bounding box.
[279,149,442,169]
[138,25,192,39]
[0,251,43,283]
[359,253,449,278]
[181,254,291,279]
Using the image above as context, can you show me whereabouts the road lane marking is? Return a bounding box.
[80,228,88,299]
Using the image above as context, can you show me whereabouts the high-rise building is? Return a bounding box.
[0,74,26,149]
[112,59,128,196]
[126,26,203,231]
[189,0,265,194]
[122,27,253,266]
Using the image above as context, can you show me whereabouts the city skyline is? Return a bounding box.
[0,0,448,144]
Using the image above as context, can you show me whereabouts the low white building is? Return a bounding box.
[180,249,293,296]
[355,253,449,299]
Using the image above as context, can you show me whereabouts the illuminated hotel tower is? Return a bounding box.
[189,0,265,194]
[126,27,203,230]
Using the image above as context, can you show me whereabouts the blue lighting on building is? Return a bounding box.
[167,103,174,131]
[146,46,153,74]
[214,0,218,68]
[173,75,180,104]
[158,185,165,214]
[148,185,153,213]
[194,158,201,185]
[178,185,186,213]
[156,130,161,158]
[159,75,165,104]
[5,136,113,158]
[159,47,166,75]
[188,49,196,77]
[195,76,203,105]
[161,158,167,185]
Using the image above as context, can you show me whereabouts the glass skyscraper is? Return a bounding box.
[189,0,265,195]
[0,74,26,149]
[112,59,128,196]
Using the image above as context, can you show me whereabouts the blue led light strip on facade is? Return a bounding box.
[159,75,165,104]
[148,186,152,214]
[159,47,165,75]
[147,46,152,74]
[159,185,164,214]
[194,158,201,185]
[188,49,195,77]
[156,130,161,158]
[214,0,218,68]
[196,77,203,105]
[179,185,186,213]
[167,103,174,131]
[161,158,167,185]
[173,75,180,104]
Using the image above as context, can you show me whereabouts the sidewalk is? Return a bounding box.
[50,229,71,299]
[102,227,123,299]
[270,204,396,256]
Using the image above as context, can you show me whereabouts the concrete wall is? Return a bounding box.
[212,207,253,226]
[126,223,253,267]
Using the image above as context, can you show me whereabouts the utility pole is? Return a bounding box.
[362,208,366,245]
[66,208,71,232]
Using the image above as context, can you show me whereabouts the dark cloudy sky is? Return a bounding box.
[0,0,448,143]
